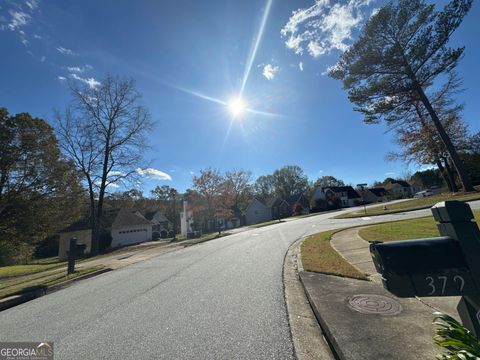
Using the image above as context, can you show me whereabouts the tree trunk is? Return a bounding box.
[87,177,99,256]
[443,157,459,193]
[436,158,453,192]
[414,83,474,192]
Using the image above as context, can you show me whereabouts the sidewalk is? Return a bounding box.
[297,226,463,360]
[330,227,461,318]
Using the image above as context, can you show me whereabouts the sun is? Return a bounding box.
[227,96,247,118]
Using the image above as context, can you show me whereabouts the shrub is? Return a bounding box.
[433,311,480,359]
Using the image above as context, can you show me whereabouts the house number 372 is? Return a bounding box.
[425,275,465,295]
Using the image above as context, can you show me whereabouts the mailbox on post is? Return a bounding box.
[369,201,480,336]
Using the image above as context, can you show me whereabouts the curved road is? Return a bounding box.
[1,201,479,359]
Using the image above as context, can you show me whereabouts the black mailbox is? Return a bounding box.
[370,237,477,298]
[368,201,480,337]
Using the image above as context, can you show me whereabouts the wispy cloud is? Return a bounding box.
[262,64,279,80]
[136,168,172,181]
[25,0,39,11]
[66,66,83,73]
[298,61,304,71]
[70,73,100,88]
[7,10,31,31]
[57,46,78,56]
[281,0,373,58]
[57,76,66,81]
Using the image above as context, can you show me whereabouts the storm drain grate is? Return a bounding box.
[347,294,403,316]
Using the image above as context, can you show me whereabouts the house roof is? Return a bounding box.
[369,187,389,197]
[112,208,153,229]
[144,211,170,223]
[265,197,280,207]
[61,207,158,233]
[286,194,308,207]
[323,186,360,199]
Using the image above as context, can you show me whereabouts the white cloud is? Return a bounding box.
[136,168,172,181]
[281,0,373,58]
[40,55,45,62]
[67,66,83,73]
[262,64,279,80]
[25,0,39,11]
[33,33,42,39]
[7,10,30,31]
[57,46,78,56]
[57,76,66,81]
[70,73,100,89]
[298,61,304,71]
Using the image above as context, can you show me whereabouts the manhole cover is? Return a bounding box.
[347,294,403,316]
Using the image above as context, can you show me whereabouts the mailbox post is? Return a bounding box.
[370,201,480,336]
[67,237,77,275]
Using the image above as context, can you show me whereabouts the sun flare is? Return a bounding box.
[227,97,247,118]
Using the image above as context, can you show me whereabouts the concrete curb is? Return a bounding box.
[283,237,336,360]
[0,267,112,312]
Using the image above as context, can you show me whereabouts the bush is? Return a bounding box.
[34,235,59,259]
[433,311,480,359]
[99,231,112,252]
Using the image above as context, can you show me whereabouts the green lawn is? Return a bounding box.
[336,192,480,219]
[0,265,104,298]
[0,262,66,279]
[301,230,367,280]
[359,210,480,242]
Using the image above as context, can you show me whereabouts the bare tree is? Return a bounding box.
[56,75,153,255]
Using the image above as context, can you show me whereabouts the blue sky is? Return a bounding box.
[1,0,479,194]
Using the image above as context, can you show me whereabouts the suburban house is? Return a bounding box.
[145,211,171,237]
[323,186,361,207]
[244,194,309,225]
[110,208,154,248]
[363,187,392,203]
[244,198,273,225]
[286,194,310,215]
[267,197,291,220]
[311,187,328,211]
[384,180,413,199]
[58,208,166,260]
[180,200,243,236]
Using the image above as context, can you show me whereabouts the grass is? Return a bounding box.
[301,230,367,280]
[359,210,480,242]
[0,265,104,298]
[0,262,67,279]
[336,192,480,219]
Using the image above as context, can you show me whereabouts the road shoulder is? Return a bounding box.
[283,237,336,360]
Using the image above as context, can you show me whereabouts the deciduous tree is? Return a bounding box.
[314,175,345,188]
[0,109,84,264]
[56,75,153,255]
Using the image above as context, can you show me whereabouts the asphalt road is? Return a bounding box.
[1,200,479,359]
